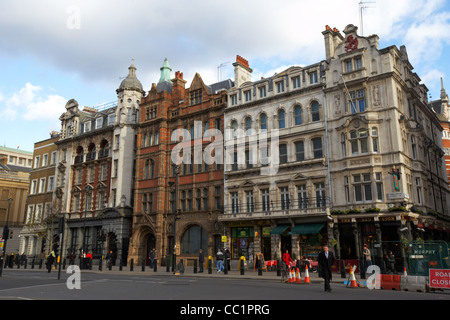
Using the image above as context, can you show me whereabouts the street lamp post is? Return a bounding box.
[0,198,13,277]
[172,164,180,273]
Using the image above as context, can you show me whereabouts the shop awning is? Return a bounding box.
[270,225,290,235]
[289,223,324,235]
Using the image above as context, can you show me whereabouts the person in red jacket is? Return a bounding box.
[282,250,293,268]
[86,251,93,270]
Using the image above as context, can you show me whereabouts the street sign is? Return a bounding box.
[221,236,227,242]
[429,269,450,289]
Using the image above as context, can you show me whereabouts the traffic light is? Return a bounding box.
[9,230,13,239]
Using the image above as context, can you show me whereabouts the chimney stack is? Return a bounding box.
[233,55,252,87]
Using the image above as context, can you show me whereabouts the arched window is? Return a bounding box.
[278,109,285,129]
[260,113,267,131]
[311,101,320,122]
[294,105,302,125]
[181,225,208,254]
[245,116,252,134]
[144,160,150,179]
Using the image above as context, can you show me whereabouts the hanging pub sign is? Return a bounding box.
[390,166,401,191]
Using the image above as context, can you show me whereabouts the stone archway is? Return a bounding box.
[128,225,157,266]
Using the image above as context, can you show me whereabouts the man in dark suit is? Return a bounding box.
[318,245,336,292]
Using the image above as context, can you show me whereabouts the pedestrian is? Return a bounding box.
[198,248,204,273]
[318,245,335,292]
[20,252,27,266]
[363,245,372,271]
[149,248,156,268]
[282,250,293,268]
[175,259,185,275]
[386,251,395,274]
[216,249,224,273]
[46,251,55,273]
[86,251,93,270]
[69,252,75,266]
[106,251,113,268]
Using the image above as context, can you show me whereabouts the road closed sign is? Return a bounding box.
[429,269,450,289]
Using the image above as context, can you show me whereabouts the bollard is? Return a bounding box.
[24,259,27,269]
[277,259,281,276]
[208,258,212,274]
[258,257,262,276]
[166,256,170,272]
[359,260,366,279]
[153,259,157,272]
[240,258,245,275]
[130,259,134,271]
[39,259,43,269]
[224,258,228,275]
[194,259,197,274]
[119,258,123,271]
[99,257,103,271]
[341,260,346,278]
[31,257,35,269]
[142,259,145,272]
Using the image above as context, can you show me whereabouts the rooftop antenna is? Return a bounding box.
[217,62,230,82]
[359,1,376,36]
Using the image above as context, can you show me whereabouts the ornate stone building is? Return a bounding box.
[324,24,450,266]
[54,62,143,263]
[221,55,330,265]
[220,25,450,269]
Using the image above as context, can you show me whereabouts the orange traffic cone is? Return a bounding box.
[292,268,297,283]
[348,266,358,288]
[403,267,407,276]
[304,264,310,283]
[296,268,302,284]
[288,268,293,283]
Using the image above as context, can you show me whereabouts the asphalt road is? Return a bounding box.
[0,269,449,299]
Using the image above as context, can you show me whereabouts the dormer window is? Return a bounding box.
[230,94,237,106]
[276,81,285,93]
[292,76,301,89]
[309,71,318,84]
[84,120,91,132]
[244,90,252,102]
[259,86,266,98]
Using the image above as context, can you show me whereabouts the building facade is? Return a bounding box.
[325,24,450,266]
[430,78,450,187]
[0,146,33,254]
[221,55,330,266]
[219,25,450,269]
[54,62,143,264]
[20,132,60,258]
[128,59,231,266]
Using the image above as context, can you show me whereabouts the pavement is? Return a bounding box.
[8,263,358,284]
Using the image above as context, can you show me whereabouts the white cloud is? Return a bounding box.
[0,0,449,96]
[0,82,66,121]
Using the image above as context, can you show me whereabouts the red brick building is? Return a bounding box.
[430,78,450,188]
[128,59,232,266]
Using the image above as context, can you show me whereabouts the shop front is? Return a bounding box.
[230,226,254,261]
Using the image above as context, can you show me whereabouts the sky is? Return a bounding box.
[1,0,450,152]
